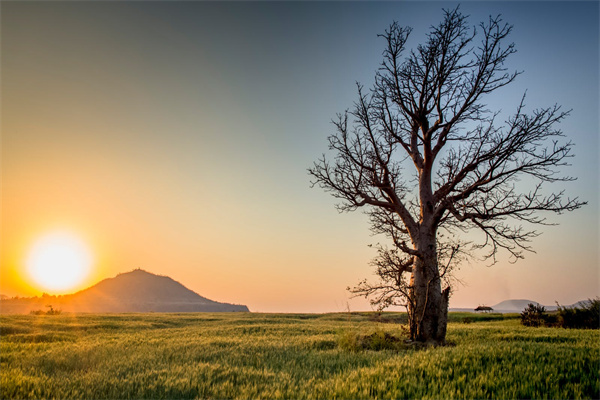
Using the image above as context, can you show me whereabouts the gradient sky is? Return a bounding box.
[2,1,598,312]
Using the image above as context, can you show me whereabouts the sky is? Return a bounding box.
[1,1,598,312]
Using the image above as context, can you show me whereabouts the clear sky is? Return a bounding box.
[2,1,598,312]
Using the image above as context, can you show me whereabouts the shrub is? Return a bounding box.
[520,303,547,327]
[337,327,405,351]
[520,299,600,329]
[45,305,62,315]
[543,312,558,327]
[359,330,402,351]
[29,305,62,316]
[556,298,599,329]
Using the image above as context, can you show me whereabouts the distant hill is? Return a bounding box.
[491,299,544,313]
[490,299,595,313]
[449,300,540,313]
[451,298,594,313]
[0,269,249,314]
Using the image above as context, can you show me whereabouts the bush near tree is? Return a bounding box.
[556,299,599,329]
[520,299,599,329]
[520,303,548,327]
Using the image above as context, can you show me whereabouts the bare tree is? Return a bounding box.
[309,7,585,344]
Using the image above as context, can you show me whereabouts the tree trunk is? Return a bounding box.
[408,233,449,345]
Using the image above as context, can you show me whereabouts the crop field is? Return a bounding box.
[1,312,598,399]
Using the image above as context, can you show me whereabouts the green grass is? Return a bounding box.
[1,312,598,399]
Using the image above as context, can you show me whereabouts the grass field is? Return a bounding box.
[1,312,598,399]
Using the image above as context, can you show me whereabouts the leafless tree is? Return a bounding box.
[309,7,584,344]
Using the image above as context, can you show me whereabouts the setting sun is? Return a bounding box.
[26,232,92,292]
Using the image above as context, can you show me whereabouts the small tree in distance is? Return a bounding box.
[309,7,585,345]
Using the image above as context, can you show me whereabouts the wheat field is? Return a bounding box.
[1,312,598,399]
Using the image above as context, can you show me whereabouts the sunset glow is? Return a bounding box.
[26,232,92,292]
[1,1,597,311]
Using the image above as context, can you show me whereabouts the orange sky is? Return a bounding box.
[2,2,598,312]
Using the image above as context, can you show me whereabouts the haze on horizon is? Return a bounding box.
[2,1,598,313]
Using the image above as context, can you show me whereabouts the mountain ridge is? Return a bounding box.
[71,269,218,304]
[0,269,249,313]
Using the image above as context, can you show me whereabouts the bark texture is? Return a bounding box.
[409,232,450,344]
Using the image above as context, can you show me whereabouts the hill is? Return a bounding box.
[485,299,593,313]
[454,299,594,313]
[491,299,544,313]
[0,269,249,313]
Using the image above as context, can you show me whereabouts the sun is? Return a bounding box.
[26,231,92,292]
